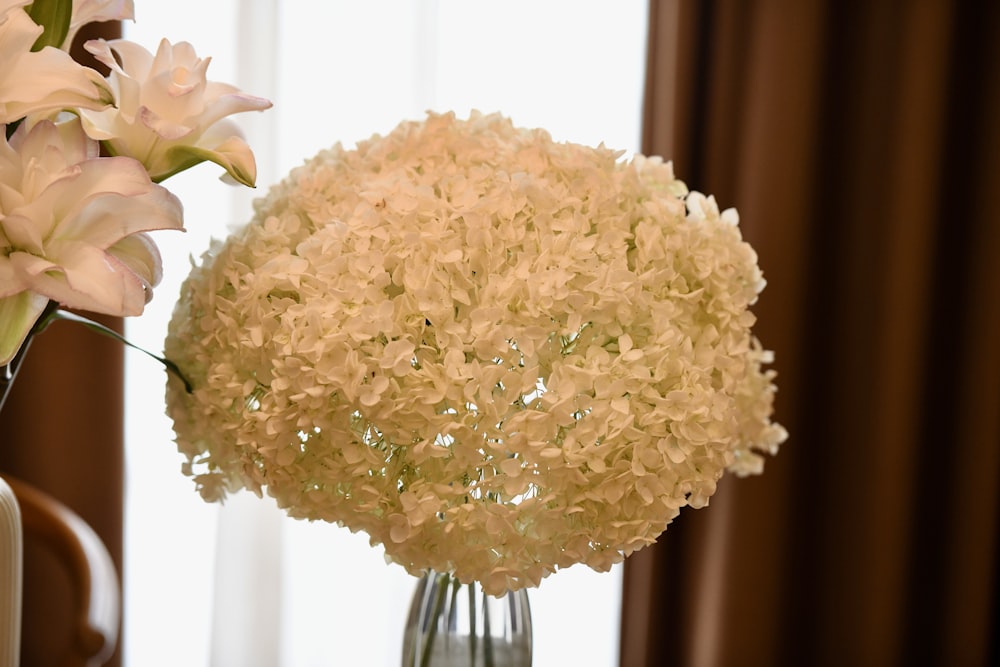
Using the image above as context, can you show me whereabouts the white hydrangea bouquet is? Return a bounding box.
[0,0,270,387]
[165,111,786,596]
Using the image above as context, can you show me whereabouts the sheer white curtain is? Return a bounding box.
[123,2,648,665]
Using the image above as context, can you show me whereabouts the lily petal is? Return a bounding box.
[0,119,183,322]
[48,184,184,249]
[10,244,148,315]
[61,0,135,49]
[163,135,257,187]
[0,253,30,298]
[189,88,272,133]
[78,37,271,185]
[108,231,163,290]
[0,7,112,123]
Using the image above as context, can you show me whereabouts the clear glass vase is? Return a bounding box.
[401,571,532,667]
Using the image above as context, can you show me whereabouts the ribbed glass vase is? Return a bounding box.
[401,571,532,667]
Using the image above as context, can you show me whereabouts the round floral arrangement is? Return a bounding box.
[165,111,786,594]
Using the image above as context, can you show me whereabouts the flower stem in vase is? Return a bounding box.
[402,570,531,667]
[467,584,477,663]
[482,587,494,667]
[419,572,449,667]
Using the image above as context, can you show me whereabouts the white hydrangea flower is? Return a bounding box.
[165,111,786,595]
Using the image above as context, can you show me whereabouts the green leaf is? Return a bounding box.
[0,292,49,365]
[27,0,73,51]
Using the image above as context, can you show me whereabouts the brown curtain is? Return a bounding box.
[0,22,124,667]
[621,1,1000,666]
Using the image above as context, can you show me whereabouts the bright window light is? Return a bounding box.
[124,2,648,665]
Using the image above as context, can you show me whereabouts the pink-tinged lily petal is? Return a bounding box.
[0,0,31,10]
[7,114,94,178]
[190,89,271,135]
[46,183,184,249]
[0,290,48,365]
[18,156,177,238]
[61,0,135,50]
[1,211,48,254]
[10,244,149,315]
[85,37,151,84]
[107,231,163,288]
[164,135,258,187]
[0,252,30,298]
[0,5,113,123]
[79,37,271,185]
[4,121,175,243]
[0,0,32,22]
[1,1,43,51]
[136,105,198,141]
[143,43,211,116]
[0,119,183,334]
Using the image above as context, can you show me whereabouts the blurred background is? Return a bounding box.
[1,1,997,666]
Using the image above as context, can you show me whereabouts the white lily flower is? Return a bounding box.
[0,118,183,364]
[0,0,113,124]
[80,38,272,186]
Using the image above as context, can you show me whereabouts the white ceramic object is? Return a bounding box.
[0,477,22,667]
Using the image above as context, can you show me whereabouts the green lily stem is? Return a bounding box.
[0,331,33,412]
[0,300,58,411]
[42,308,193,393]
[2,303,193,409]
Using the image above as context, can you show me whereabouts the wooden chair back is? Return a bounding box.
[0,475,119,666]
